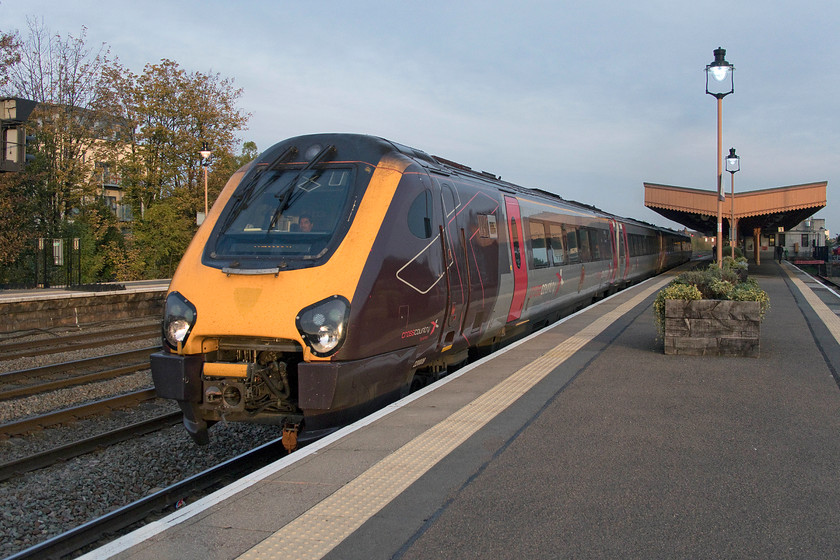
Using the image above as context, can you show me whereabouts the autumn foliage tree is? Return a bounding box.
[100,58,250,277]
[0,18,253,283]
[6,20,116,235]
[0,19,119,284]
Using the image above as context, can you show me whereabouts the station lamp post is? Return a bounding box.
[726,147,740,258]
[199,142,212,217]
[706,47,734,267]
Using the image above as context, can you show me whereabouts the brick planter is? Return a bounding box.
[664,299,761,357]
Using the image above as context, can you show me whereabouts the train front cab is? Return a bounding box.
[151,136,434,445]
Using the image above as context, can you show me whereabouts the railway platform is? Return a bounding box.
[0,279,169,303]
[86,261,840,560]
[0,280,168,334]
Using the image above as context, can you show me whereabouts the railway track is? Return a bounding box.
[0,388,158,438]
[6,436,291,560]
[0,347,157,399]
[0,315,274,559]
[0,324,159,362]
[817,274,840,290]
[0,411,182,483]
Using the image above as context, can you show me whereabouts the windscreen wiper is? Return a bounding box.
[220,145,298,230]
[268,144,336,230]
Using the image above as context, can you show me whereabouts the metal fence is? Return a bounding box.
[34,237,82,288]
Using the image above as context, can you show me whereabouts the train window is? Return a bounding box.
[565,227,579,264]
[441,183,457,219]
[628,234,656,256]
[407,190,433,239]
[548,223,566,265]
[478,214,498,239]
[208,166,355,260]
[618,226,625,260]
[628,233,641,257]
[529,221,549,269]
[578,228,591,262]
[596,229,611,261]
[510,218,522,269]
[587,229,601,260]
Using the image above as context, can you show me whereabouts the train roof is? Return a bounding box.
[398,144,688,238]
[260,134,689,239]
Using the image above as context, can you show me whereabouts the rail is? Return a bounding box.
[0,388,157,438]
[6,437,291,560]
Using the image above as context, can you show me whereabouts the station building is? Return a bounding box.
[644,181,829,263]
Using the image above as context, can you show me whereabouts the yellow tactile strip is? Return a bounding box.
[238,275,672,560]
[782,264,840,345]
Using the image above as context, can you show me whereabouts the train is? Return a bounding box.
[151,133,691,448]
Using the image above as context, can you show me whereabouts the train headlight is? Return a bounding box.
[162,292,197,351]
[296,295,350,357]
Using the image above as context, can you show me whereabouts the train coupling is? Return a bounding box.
[282,423,300,453]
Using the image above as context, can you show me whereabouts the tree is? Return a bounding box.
[131,201,196,278]
[0,27,21,89]
[236,140,259,167]
[105,58,250,215]
[0,171,37,282]
[102,58,250,276]
[3,19,116,239]
[1,18,251,282]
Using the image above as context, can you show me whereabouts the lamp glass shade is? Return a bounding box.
[706,67,734,97]
[705,48,734,98]
[726,153,740,173]
[710,65,730,81]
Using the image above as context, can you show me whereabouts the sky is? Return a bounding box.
[2,0,837,235]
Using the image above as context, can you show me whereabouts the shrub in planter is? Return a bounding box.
[722,255,748,282]
[653,262,770,356]
[653,282,702,335]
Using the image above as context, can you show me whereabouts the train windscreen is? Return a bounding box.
[207,166,356,262]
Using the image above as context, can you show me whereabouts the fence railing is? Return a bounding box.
[34,237,82,288]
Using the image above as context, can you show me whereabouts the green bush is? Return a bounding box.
[671,263,740,298]
[653,283,702,335]
[730,279,770,313]
[722,255,748,282]
[653,262,769,335]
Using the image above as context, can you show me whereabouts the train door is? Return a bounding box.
[436,180,469,348]
[504,196,528,322]
[614,221,627,282]
[621,224,631,281]
[608,220,618,284]
[394,179,447,363]
[657,234,666,272]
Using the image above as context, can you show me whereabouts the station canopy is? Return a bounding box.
[644,181,827,237]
